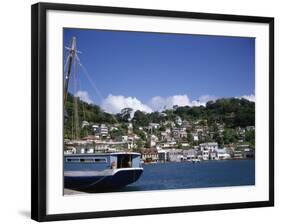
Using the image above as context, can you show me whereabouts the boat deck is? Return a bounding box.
[64,169,113,177]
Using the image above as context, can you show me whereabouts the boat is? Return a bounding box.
[64,152,143,191]
[191,158,201,163]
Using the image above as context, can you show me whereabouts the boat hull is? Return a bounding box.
[64,168,143,192]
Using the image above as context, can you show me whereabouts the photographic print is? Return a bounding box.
[31,3,274,221]
[63,28,256,195]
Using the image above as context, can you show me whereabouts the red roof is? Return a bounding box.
[82,135,98,140]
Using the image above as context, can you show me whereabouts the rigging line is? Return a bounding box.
[78,69,88,136]
[75,55,121,125]
[75,55,105,101]
[73,54,80,139]
[72,113,74,140]
[82,102,88,136]
[70,66,75,140]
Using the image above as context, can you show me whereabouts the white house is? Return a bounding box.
[150,134,159,147]
[200,142,218,151]
[202,149,210,160]
[157,141,177,149]
[192,133,199,141]
[199,142,219,160]
[215,148,231,160]
[96,124,108,138]
[167,148,183,162]
[175,115,183,126]
[183,149,197,160]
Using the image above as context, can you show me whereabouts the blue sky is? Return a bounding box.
[64,28,255,113]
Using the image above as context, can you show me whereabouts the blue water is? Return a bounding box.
[119,159,255,192]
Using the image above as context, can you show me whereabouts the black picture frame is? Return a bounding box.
[31,2,274,222]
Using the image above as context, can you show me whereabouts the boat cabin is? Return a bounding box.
[64,152,142,172]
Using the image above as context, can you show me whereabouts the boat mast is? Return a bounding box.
[64,37,80,139]
[64,37,77,108]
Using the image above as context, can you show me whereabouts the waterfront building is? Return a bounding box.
[225,148,234,158]
[199,142,219,160]
[200,142,218,151]
[183,149,197,160]
[64,139,95,154]
[243,148,255,158]
[64,145,76,154]
[233,150,243,159]
[237,144,250,150]
[210,151,217,160]
[202,149,210,160]
[158,149,169,162]
[94,142,109,152]
[215,148,231,160]
[196,150,203,160]
[167,148,183,162]
[94,141,129,153]
[141,148,159,163]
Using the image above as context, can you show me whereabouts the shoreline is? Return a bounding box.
[143,158,255,165]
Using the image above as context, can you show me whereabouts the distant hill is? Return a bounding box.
[132,98,255,128]
[64,93,255,139]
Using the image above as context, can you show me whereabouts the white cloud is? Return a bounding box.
[101,94,153,114]
[149,94,217,110]
[100,93,254,114]
[75,90,93,104]
[149,95,191,111]
[191,95,217,106]
[240,94,255,102]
